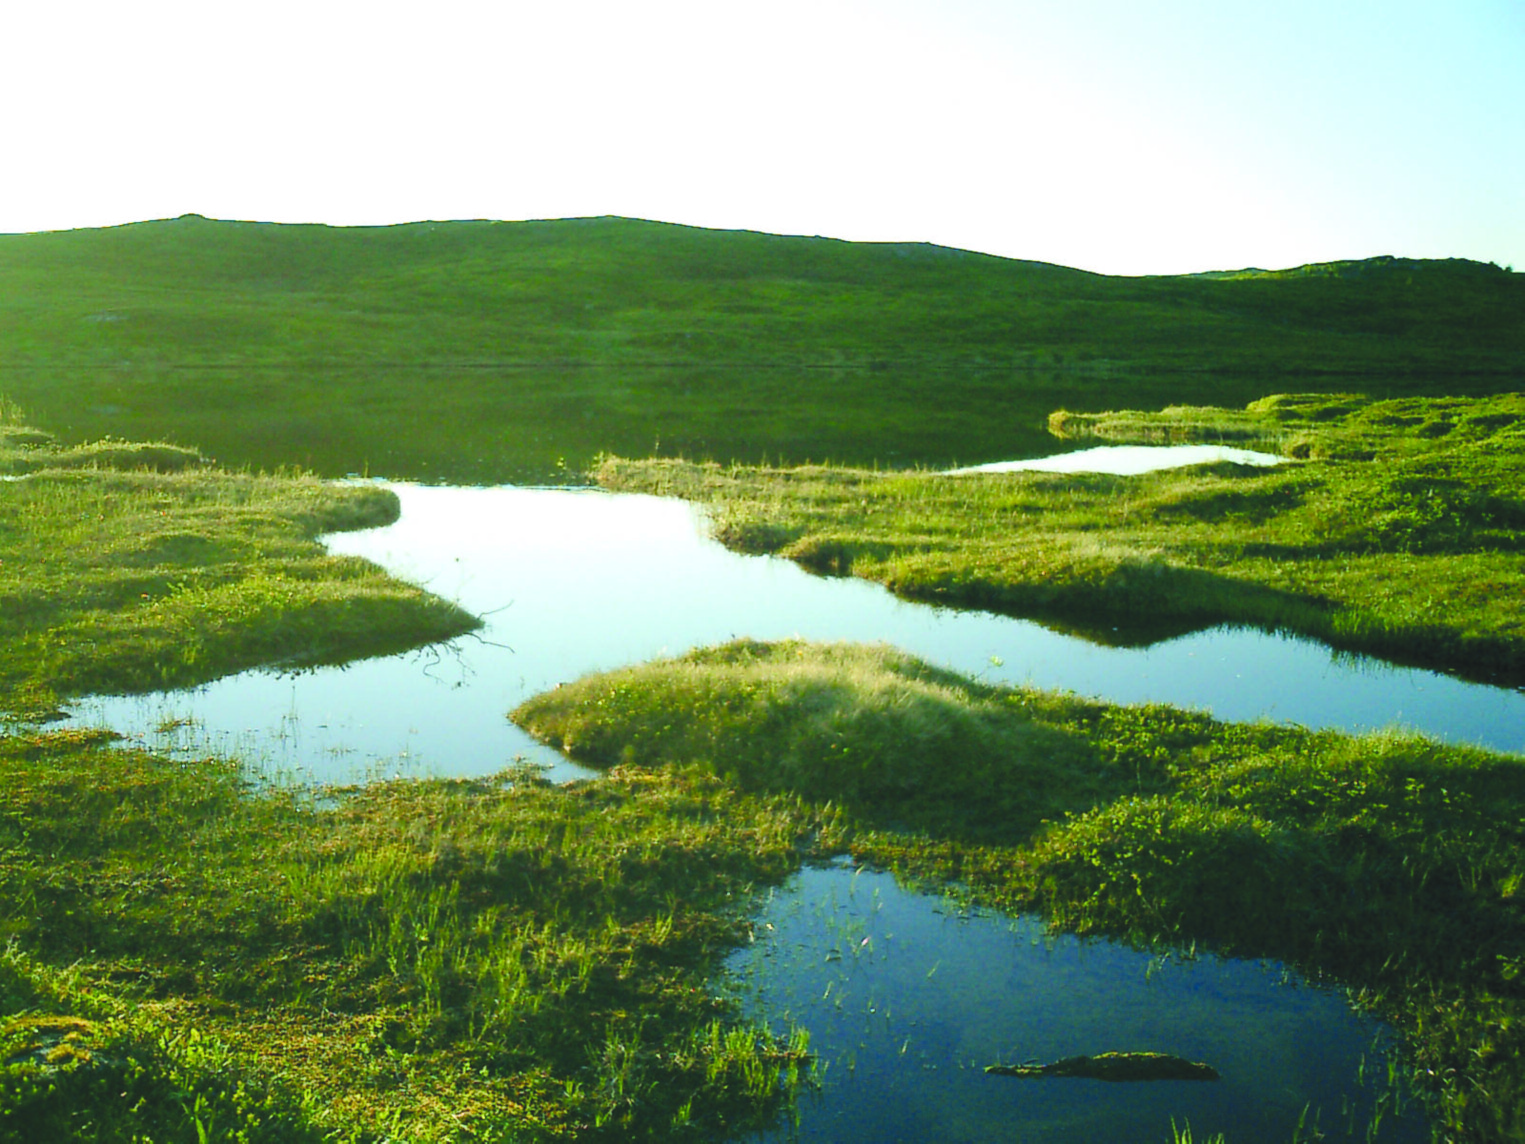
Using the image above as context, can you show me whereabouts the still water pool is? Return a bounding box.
[732,863,1422,1144]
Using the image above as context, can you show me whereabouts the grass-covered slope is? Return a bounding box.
[596,393,1525,682]
[512,639,1525,1143]
[0,405,477,716]
[1,214,1519,374]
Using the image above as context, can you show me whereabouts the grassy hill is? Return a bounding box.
[3,213,1521,372]
[0,215,1519,481]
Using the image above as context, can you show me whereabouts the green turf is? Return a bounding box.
[0,410,477,716]
[595,392,1525,683]
[0,732,828,1142]
[513,638,1525,1143]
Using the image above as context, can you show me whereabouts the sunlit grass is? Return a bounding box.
[0,411,478,715]
[596,392,1525,679]
[514,638,1525,1143]
[0,733,832,1141]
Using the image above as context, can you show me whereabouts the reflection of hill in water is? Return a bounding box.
[3,363,1299,486]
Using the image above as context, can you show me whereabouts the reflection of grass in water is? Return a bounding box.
[596,392,1525,682]
[730,861,1415,1143]
[515,638,1524,1142]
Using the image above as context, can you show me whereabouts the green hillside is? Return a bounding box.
[0,215,1519,481]
[3,213,1521,372]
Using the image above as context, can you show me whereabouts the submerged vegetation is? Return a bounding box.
[514,639,1525,1142]
[595,392,1525,681]
[0,407,477,717]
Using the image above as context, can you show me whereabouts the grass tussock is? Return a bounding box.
[513,639,1118,842]
[0,731,833,1141]
[0,409,478,716]
[513,639,1525,1143]
[596,392,1525,679]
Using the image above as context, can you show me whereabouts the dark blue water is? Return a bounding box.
[732,863,1423,1144]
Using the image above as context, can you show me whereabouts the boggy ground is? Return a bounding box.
[0,406,831,1141]
[6,388,1524,1140]
[0,405,477,717]
[514,638,1525,1143]
[594,392,1525,682]
[0,734,831,1142]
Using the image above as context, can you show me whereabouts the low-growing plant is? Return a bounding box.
[0,732,830,1141]
[0,415,478,713]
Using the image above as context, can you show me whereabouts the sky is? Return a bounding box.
[2,0,1521,275]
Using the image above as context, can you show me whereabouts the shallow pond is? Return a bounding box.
[731,863,1423,1144]
[69,482,1525,782]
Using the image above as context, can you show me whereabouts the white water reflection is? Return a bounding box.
[67,483,1525,783]
[733,863,1422,1144]
[946,443,1285,475]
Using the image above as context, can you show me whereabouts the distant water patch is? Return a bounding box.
[947,444,1285,476]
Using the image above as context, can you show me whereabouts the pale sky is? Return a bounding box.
[3,0,1520,275]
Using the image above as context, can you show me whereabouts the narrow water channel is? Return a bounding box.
[69,482,1525,781]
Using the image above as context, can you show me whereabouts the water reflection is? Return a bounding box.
[67,483,1524,783]
[731,863,1422,1144]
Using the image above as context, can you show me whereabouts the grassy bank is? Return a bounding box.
[0,406,477,717]
[595,392,1525,682]
[0,409,834,1139]
[0,731,834,1141]
[513,639,1525,1142]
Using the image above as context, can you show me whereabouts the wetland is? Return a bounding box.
[2,217,1524,1142]
[4,402,1522,1141]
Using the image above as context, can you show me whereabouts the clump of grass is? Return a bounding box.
[596,392,1525,681]
[513,639,1525,1142]
[0,413,479,712]
[0,401,208,475]
[0,731,831,1141]
[0,960,333,1144]
[514,639,1127,842]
